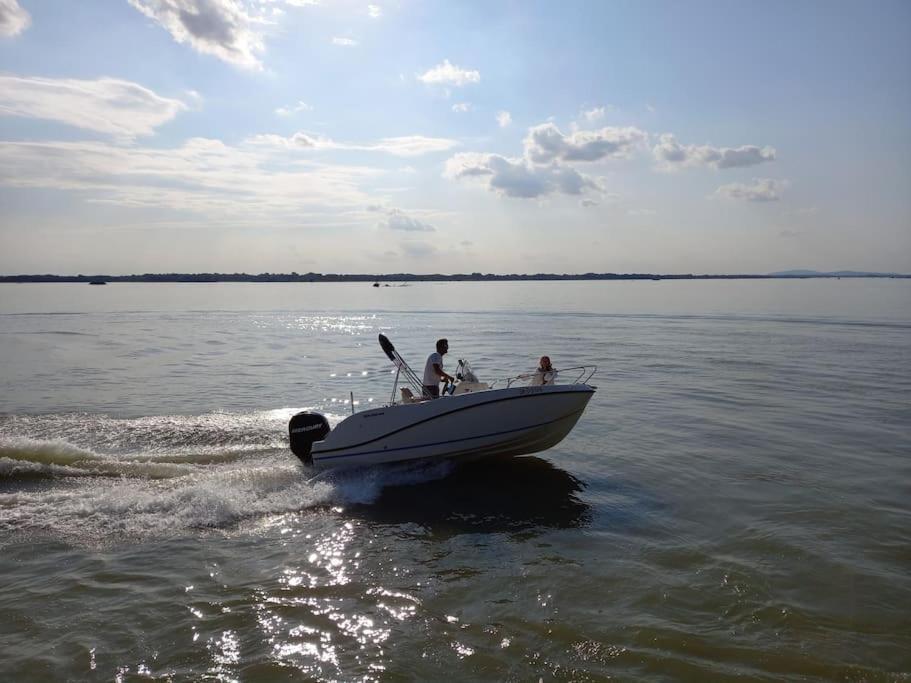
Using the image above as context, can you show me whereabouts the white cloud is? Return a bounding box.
[447,119,776,205]
[0,75,188,138]
[0,137,381,218]
[367,4,381,18]
[714,178,788,202]
[580,106,607,123]
[332,36,357,46]
[0,0,30,37]
[496,110,512,128]
[349,134,458,157]
[524,122,647,163]
[653,133,776,170]
[247,131,458,156]
[627,208,657,216]
[128,0,265,69]
[245,131,331,149]
[452,102,471,113]
[377,208,436,232]
[417,59,480,87]
[444,152,602,199]
[444,119,640,200]
[444,152,495,179]
[275,100,313,116]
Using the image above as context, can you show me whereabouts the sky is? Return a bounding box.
[0,0,909,275]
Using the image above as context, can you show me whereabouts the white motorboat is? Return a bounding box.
[288,335,596,470]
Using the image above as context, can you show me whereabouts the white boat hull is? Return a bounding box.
[309,383,594,469]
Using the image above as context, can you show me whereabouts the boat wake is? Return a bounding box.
[0,409,470,547]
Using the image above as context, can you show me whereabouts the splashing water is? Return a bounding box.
[0,409,457,547]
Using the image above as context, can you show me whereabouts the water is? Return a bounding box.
[1,281,909,681]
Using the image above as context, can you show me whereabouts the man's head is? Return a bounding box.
[436,338,449,354]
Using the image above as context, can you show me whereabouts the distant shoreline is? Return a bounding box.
[0,272,911,284]
[1,271,908,283]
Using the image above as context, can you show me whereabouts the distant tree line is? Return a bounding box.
[0,271,905,283]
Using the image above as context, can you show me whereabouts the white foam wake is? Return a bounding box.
[0,452,458,548]
[0,410,459,547]
[0,459,333,544]
[0,437,200,479]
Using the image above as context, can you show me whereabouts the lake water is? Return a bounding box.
[1,280,909,681]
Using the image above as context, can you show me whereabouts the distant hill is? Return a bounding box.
[769,270,903,277]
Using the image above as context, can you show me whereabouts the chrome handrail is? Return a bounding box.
[390,363,598,403]
[492,365,597,388]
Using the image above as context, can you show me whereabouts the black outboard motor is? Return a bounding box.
[288,412,331,465]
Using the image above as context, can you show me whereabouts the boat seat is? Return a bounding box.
[400,387,418,403]
[529,371,558,386]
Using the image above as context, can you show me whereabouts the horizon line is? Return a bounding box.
[1,270,908,282]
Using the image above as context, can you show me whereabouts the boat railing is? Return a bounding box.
[492,365,598,389]
[387,359,597,405]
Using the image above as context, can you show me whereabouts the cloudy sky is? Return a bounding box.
[0,0,909,275]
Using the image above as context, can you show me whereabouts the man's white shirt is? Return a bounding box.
[423,352,443,386]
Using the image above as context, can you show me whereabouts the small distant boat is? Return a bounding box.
[88,280,107,285]
[372,282,380,287]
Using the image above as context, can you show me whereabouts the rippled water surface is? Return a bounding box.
[1,281,909,681]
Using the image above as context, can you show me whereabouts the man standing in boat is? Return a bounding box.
[423,339,454,398]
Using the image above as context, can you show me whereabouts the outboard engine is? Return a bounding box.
[288,412,331,464]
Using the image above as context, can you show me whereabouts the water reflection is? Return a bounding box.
[349,456,592,535]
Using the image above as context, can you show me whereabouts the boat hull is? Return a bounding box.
[310,384,594,469]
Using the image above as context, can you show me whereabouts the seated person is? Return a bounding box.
[530,355,558,386]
